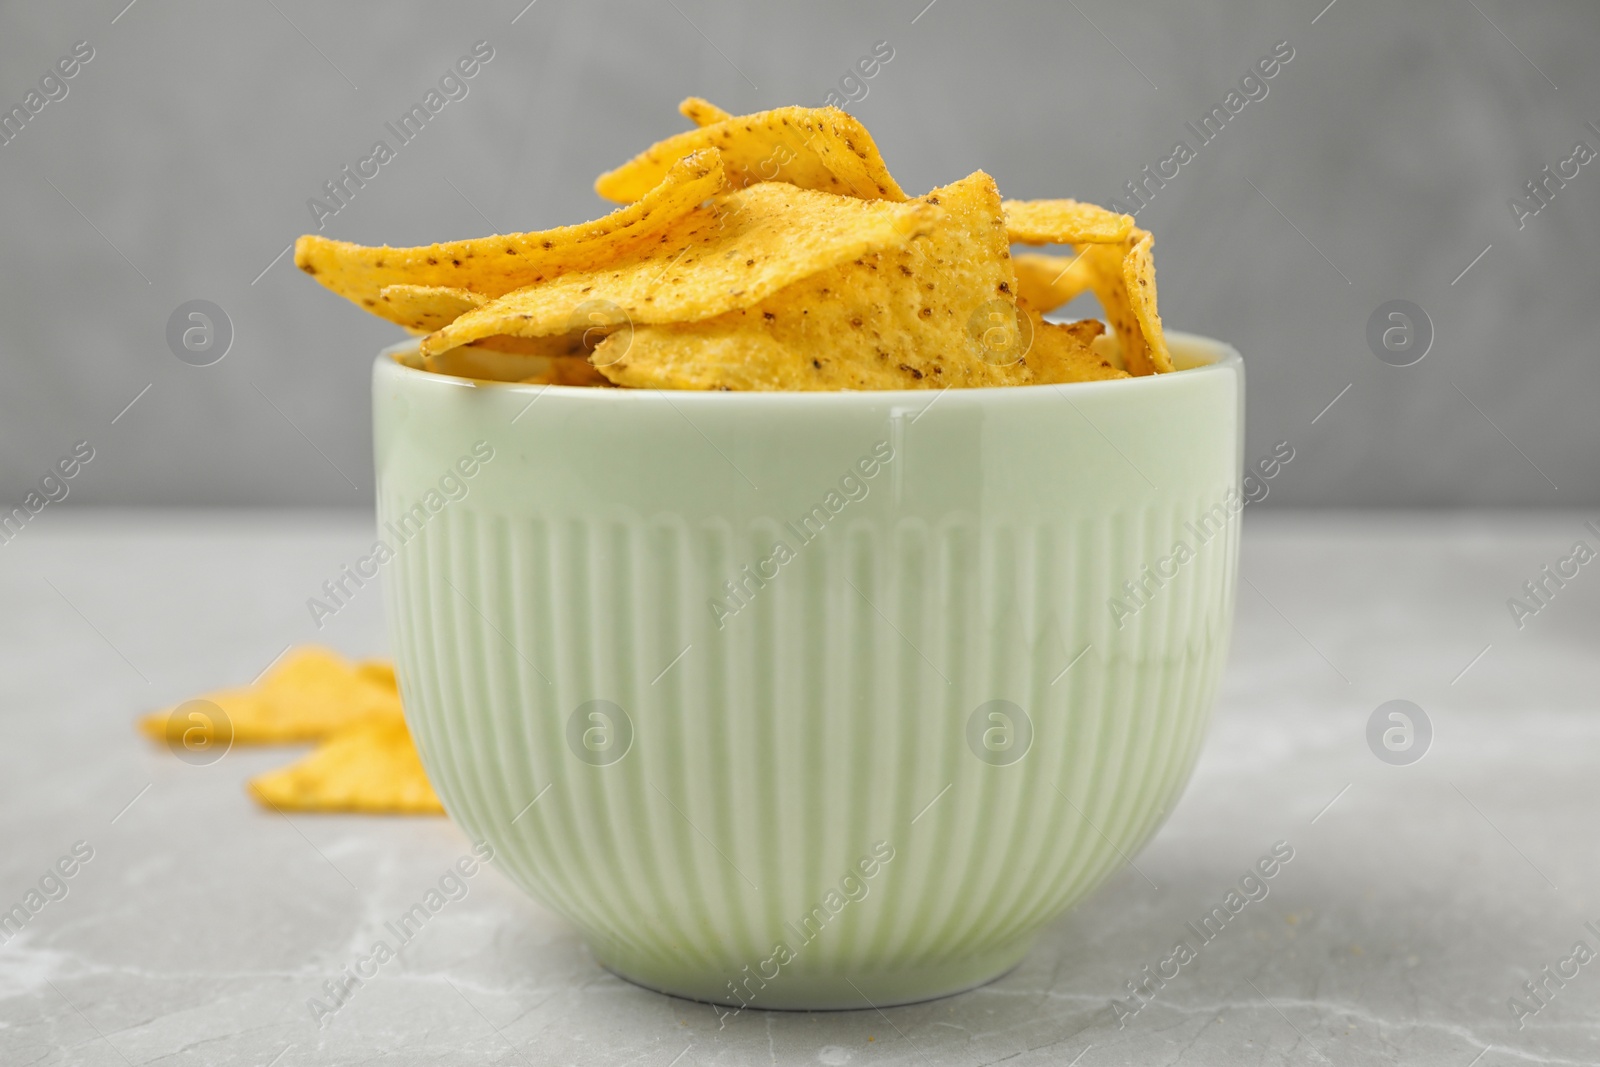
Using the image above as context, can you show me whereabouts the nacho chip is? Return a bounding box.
[428,338,594,381]
[595,105,906,203]
[679,96,732,127]
[1003,199,1134,246]
[377,284,485,333]
[1013,252,1095,314]
[356,660,398,691]
[521,363,612,386]
[1078,240,1146,374]
[297,98,1179,394]
[1025,315,1128,383]
[421,340,611,384]
[435,341,614,383]
[466,335,595,356]
[1124,229,1172,374]
[373,290,608,379]
[421,183,939,358]
[248,716,443,815]
[595,172,1033,390]
[1078,228,1172,376]
[295,150,727,314]
[140,647,403,746]
[396,338,574,366]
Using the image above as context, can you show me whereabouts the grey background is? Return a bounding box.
[1,0,1595,508]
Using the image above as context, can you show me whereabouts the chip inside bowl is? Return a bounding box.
[296,149,727,311]
[1079,228,1173,375]
[1013,252,1095,314]
[678,95,733,127]
[419,183,939,359]
[298,98,1177,386]
[595,103,907,203]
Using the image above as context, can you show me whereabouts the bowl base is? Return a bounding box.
[595,937,1035,1012]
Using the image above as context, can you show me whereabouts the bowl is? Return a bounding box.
[372,332,1242,1011]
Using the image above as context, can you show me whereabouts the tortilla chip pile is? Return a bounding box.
[139,647,441,815]
[296,98,1173,388]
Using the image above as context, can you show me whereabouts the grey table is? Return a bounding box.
[2,510,1597,1066]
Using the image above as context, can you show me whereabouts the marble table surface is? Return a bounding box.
[3,509,1598,1067]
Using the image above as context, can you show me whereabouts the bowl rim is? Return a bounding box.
[375,328,1241,404]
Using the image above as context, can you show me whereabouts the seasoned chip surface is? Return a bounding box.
[595,105,906,203]
[377,284,485,333]
[1079,228,1173,376]
[1003,198,1135,246]
[597,172,1050,390]
[679,96,732,127]
[1124,229,1173,374]
[1025,315,1129,383]
[421,184,938,357]
[295,150,726,312]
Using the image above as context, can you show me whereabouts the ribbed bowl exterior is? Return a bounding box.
[374,335,1243,1009]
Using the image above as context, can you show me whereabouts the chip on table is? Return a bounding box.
[248,715,443,816]
[139,646,403,745]
[139,646,438,816]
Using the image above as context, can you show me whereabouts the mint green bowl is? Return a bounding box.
[374,333,1242,1011]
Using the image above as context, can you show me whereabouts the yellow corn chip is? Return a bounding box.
[295,150,727,314]
[1124,229,1173,374]
[521,361,612,386]
[374,283,622,373]
[390,345,427,371]
[356,660,397,691]
[248,716,443,815]
[374,288,609,380]
[421,183,939,358]
[679,96,732,127]
[1003,199,1134,246]
[595,105,906,203]
[140,646,403,746]
[391,335,565,366]
[468,335,593,356]
[596,171,1038,390]
[1013,252,1094,314]
[1079,240,1146,374]
[1078,228,1173,376]
[376,284,484,333]
[419,342,611,384]
[426,339,592,381]
[1025,315,1128,383]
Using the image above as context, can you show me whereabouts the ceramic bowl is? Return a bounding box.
[373,333,1242,1010]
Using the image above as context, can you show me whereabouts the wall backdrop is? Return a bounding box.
[1,0,1596,508]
